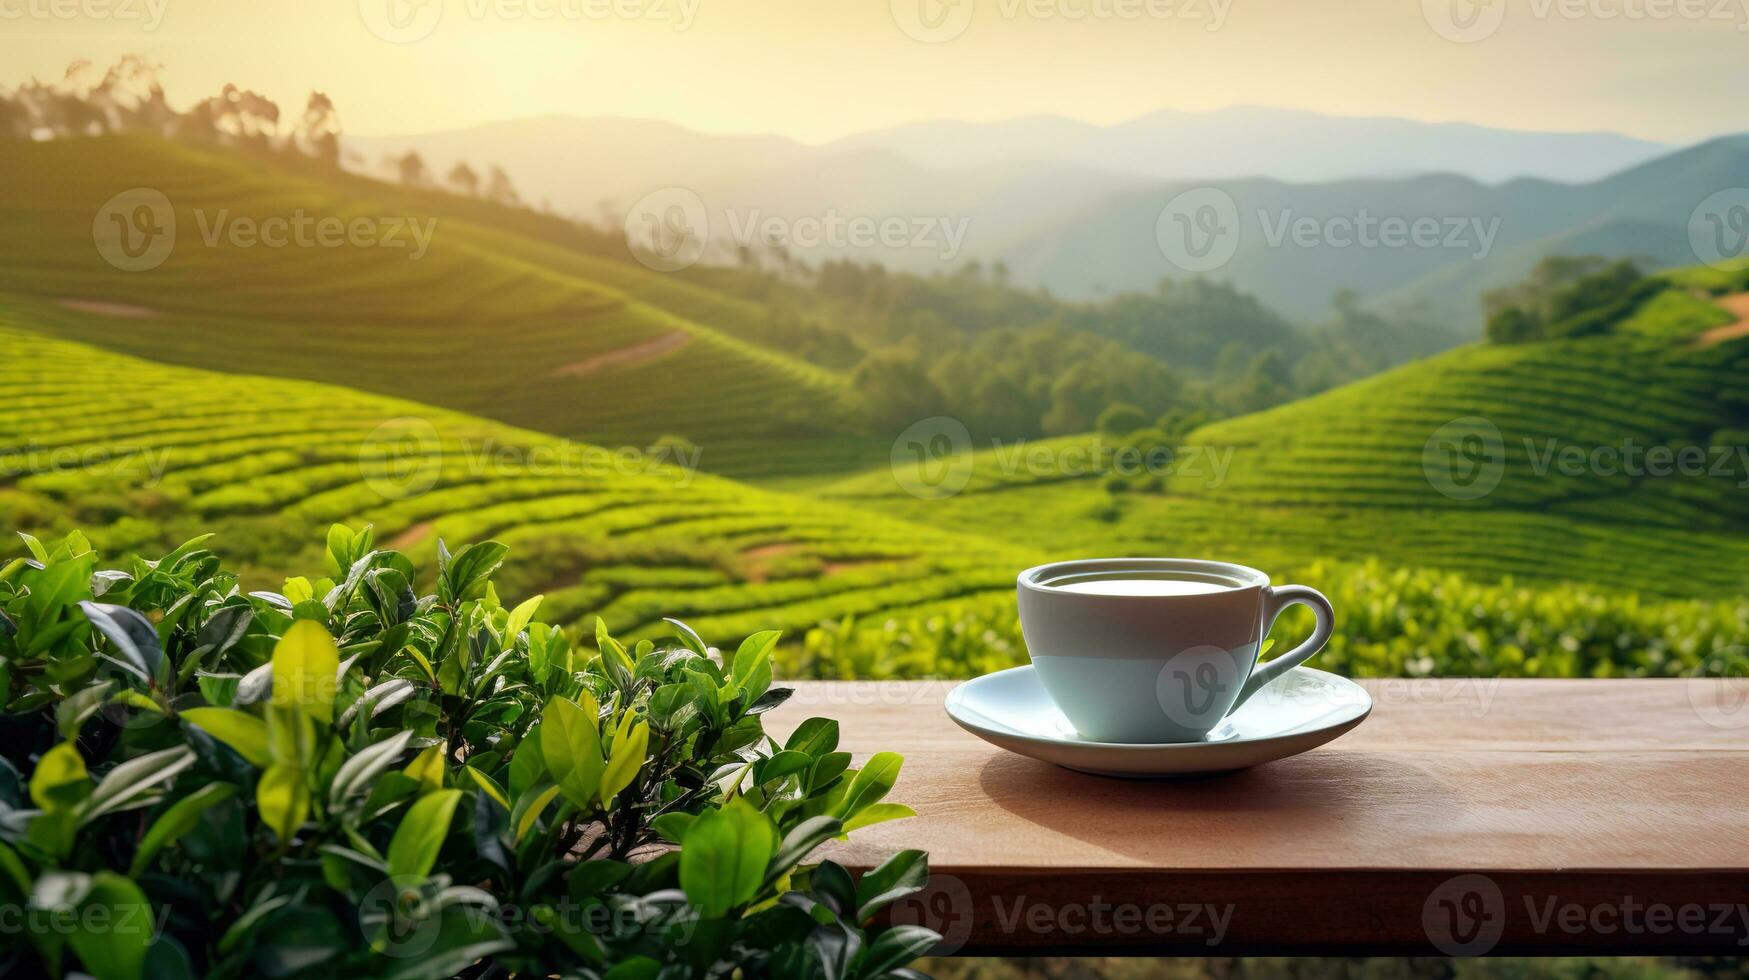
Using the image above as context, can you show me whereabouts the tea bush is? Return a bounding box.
[793,559,1749,681]
[0,527,938,979]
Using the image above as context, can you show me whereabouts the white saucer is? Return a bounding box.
[945,664,1371,777]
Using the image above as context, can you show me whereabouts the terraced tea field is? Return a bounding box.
[827,307,1749,597]
[0,321,1026,643]
[0,136,858,469]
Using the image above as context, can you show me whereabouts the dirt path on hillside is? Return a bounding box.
[551,331,690,378]
[737,542,896,583]
[1696,292,1749,347]
[57,299,160,318]
[388,521,433,551]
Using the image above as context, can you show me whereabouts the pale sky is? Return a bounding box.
[2,0,1746,143]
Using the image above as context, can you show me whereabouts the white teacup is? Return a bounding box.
[1016,558,1334,743]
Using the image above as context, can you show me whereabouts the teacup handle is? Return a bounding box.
[1233,585,1334,710]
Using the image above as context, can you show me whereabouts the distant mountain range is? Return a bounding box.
[825,107,1673,185]
[347,110,1744,329]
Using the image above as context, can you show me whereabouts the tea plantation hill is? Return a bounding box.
[4,302,1745,682]
[0,322,1031,644]
[828,267,1749,598]
[0,135,862,480]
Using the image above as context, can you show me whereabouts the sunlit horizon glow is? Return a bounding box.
[1,0,1746,145]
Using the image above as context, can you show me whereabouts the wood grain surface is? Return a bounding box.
[772,679,1749,954]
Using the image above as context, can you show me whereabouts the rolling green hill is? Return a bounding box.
[0,136,859,477]
[4,287,1744,682]
[826,280,1749,596]
[0,321,1027,644]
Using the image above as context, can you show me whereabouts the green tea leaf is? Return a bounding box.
[784,718,839,758]
[663,618,709,657]
[841,802,916,834]
[860,924,940,977]
[731,629,779,701]
[833,752,902,821]
[271,619,341,723]
[649,812,695,844]
[29,742,89,811]
[387,788,462,880]
[541,696,603,811]
[512,784,561,845]
[504,594,542,640]
[464,766,511,812]
[129,783,238,877]
[180,708,271,767]
[679,797,777,918]
[508,728,546,799]
[404,744,446,796]
[69,872,154,980]
[767,815,842,880]
[79,601,165,687]
[257,764,310,843]
[853,849,929,922]
[598,717,648,807]
[80,746,196,826]
[567,860,633,902]
[329,730,415,810]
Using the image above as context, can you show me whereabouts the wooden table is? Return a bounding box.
[777,679,1749,955]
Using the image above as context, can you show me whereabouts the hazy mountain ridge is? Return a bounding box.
[826,105,1673,184]
[348,112,1741,329]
